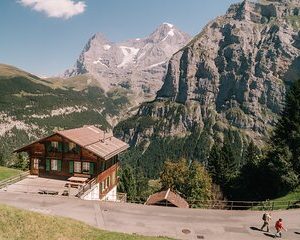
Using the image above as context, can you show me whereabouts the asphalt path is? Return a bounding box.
[0,192,299,240]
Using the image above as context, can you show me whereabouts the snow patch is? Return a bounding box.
[137,51,146,60]
[168,29,175,36]
[162,29,175,42]
[117,46,140,68]
[145,61,167,69]
[103,44,111,50]
[93,58,109,68]
[163,22,174,28]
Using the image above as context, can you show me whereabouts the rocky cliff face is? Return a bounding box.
[116,0,300,158]
[65,23,191,104]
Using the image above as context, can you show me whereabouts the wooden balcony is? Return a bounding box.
[46,152,63,159]
[97,162,119,182]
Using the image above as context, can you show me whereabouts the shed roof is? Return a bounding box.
[145,189,189,208]
[15,126,129,160]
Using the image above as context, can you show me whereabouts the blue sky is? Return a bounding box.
[0,0,240,77]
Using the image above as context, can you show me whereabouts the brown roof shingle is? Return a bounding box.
[145,189,189,208]
[15,126,129,160]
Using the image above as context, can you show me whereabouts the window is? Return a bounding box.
[82,162,90,173]
[69,142,76,151]
[106,176,110,188]
[33,159,39,170]
[74,161,81,173]
[100,181,105,193]
[51,159,58,171]
[111,171,116,185]
[51,141,58,149]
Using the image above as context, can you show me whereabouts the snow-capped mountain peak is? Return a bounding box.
[64,23,191,103]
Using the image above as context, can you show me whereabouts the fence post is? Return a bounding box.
[68,184,71,198]
[287,201,290,209]
[271,202,274,211]
[230,201,233,210]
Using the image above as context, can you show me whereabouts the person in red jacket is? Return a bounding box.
[274,218,287,238]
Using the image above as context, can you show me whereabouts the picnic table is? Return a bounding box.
[67,176,89,184]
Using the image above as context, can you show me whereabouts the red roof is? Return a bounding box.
[145,189,189,208]
[57,126,129,160]
[15,125,129,160]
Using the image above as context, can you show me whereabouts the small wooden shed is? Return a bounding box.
[145,188,189,208]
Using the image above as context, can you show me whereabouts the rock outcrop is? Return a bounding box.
[116,0,300,152]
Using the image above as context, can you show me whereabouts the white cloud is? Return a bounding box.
[19,0,86,19]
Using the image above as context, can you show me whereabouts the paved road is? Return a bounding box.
[0,192,299,240]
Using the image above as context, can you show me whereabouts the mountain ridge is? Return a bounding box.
[64,23,191,104]
[115,0,300,177]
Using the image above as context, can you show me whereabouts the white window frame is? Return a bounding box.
[82,162,90,173]
[33,159,39,170]
[51,141,58,148]
[74,161,81,173]
[101,181,105,193]
[106,176,110,188]
[69,142,76,151]
[51,159,58,171]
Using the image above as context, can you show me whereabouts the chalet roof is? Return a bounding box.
[145,189,189,208]
[57,126,129,160]
[15,126,129,160]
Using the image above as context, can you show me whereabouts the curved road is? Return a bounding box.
[0,192,299,240]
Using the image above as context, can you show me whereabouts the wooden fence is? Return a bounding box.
[0,171,30,189]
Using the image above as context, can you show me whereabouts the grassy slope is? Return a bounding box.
[272,186,300,202]
[0,166,22,181]
[0,64,131,162]
[252,186,300,210]
[0,204,170,240]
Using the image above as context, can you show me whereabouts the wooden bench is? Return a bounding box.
[65,182,83,188]
[38,189,59,195]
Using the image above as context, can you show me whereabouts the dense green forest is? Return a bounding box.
[117,79,300,204]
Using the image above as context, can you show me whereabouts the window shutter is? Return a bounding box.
[69,161,74,174]
[58,142,63,152]
[63,142,69,153]
[89,162,94,175]
[58,160,62,172]
[75,145,80,154]
[45,142,51,152]
[46,159,50,171]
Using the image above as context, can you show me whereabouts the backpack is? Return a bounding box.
[262,213,267,221]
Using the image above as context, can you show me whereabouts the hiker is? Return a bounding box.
[261,212,271,232]
[274,218,287,238]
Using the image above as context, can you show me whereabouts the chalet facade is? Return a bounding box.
[15,126,129,201]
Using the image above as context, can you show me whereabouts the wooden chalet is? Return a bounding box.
[15,125,129,201]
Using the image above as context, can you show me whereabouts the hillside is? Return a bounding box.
[0,166,22,181]
[115,0,300,178]
[0,64,130,164]
[0,204,169,240]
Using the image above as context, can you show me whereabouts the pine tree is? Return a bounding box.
[118,165,137,201]
[273,79,300,174]
[208,141,237,192]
